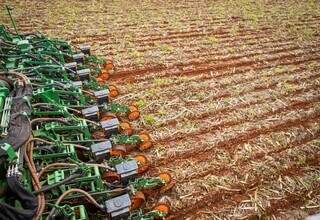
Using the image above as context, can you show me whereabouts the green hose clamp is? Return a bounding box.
[0,143,17,161]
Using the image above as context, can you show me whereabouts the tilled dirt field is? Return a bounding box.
[1,0,320,219]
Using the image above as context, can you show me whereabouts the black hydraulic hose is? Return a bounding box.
[0,71,29,84]
[46,188,104,220]
[0,76,14,87]
[33,173,82,195]
[30,117,71,126]
[0,79,32,152]
[35,145,56,154]
[0,176,38,220]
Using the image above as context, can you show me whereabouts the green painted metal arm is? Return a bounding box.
[130,177,165,192]
[32,119,91,142]
[5,5,19,35]
[110,134,140,145]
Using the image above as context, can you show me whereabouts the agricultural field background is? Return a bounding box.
[1,0,320,219]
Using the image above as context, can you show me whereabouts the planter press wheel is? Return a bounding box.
[96,71,109,85]
[138,132,152,151]
[153,203,170,215]
[92,131,105,139]
[108,85,119,98]
[134,154,150,174]
[102,171,120,182]
[128,105,140,121]
[159,172,174,193]
[131,191,146,210]
[128,111,140,121]
[120,120,133,136]
[96,77,104,84]
[110,145,128,156]
[99,70,110,80]
[100,113,117,121]
[104,60,114,71]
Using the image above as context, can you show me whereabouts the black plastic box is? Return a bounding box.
[82,105,99,122]
[94,89,109,105]
[115,160,138,183]
[100,118,120,138]
[105,194,131,220]
[90,140,112,160]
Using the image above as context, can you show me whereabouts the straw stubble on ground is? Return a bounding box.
[2,0,320,219]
